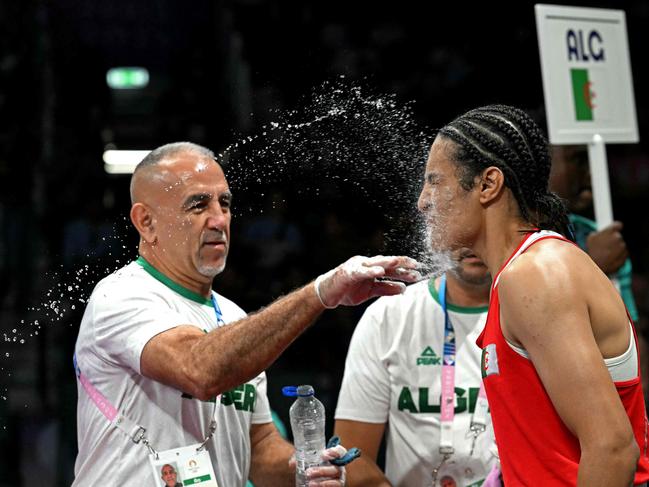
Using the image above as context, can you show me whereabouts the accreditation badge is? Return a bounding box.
[149,443,219,486]
[436,456,488,487]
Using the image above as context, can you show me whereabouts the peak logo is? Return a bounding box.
[416,346,441,366]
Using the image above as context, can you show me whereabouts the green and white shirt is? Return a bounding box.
[335,279,497,486]
[73,258,271,487]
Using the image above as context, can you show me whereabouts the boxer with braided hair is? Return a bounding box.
[418,105,649,486]
[438,104,571,237]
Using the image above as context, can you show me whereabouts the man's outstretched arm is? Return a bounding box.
[141,256,420,400]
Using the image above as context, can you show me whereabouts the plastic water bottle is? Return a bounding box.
[284,385,326,487]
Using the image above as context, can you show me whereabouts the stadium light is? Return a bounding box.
[106,67,149,90]
[103,150,150,174]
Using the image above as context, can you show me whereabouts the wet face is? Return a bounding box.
[549,145,591,212]
[150,154,232,280]
[161,465,177,486]
[417,137,481,253]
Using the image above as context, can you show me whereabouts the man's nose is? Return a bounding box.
[206,205,228,229]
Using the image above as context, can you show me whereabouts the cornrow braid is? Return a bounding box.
[438,104,571,236]
[450,118,534,223]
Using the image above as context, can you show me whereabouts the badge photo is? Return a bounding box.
[149,443,219,487]
[436,456,489,487]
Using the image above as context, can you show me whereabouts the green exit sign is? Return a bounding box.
[106,67,149,89]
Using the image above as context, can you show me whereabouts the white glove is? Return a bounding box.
[314,255,421,308]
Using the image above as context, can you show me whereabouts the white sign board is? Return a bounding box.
[535,4,638,144]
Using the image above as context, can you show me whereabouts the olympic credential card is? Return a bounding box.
[149,443,219,486]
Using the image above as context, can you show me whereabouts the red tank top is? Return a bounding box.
[476,231,649,485]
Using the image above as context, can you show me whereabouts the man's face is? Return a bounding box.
[161,465,177,486]
[417,137,481,253]
[549,145,591,212]
[150,154,232,281]
[450,247,491,286]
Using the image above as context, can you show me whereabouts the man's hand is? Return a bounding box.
[289,443,351,487]
[315,256,421,308]
[585,221,628,275]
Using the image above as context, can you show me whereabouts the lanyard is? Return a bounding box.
[74,289,225,457]
[438,274,456,455]
[211,293,224,326]
[436,275,490,457]
[73,353,160,456]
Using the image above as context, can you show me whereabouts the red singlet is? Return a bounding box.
[476,230,649,485]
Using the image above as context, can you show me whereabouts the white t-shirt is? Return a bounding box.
[73,259,272,487]
[335,278,497,486]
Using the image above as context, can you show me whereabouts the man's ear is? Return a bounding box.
[479,166,505,205]
[130,203,156,244]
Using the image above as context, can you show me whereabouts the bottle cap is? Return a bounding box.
[282,385,315,397]
[282,386,298,397]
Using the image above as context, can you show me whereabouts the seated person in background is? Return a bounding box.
[334,248,498,486]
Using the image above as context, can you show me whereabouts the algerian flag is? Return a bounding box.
[481,343,500,378]
[571,68,594,121]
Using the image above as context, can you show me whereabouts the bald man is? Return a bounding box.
[161,464,182,487]
[72,142,420,486]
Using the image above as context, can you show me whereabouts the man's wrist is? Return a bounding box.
[314,273,335,309]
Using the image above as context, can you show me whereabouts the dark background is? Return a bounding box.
[1,1,648,485]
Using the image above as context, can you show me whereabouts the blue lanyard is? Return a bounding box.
[439,274,456,366]
[210,293,225,326]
